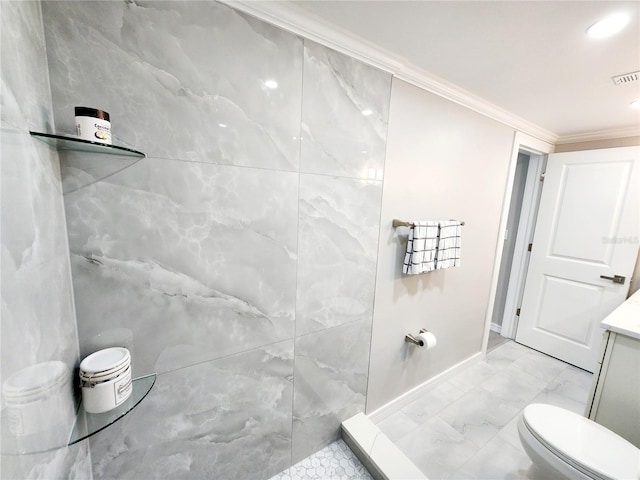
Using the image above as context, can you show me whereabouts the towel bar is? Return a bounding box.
[393,219,465,228]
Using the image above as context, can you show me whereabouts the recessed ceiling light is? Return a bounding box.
[362,109,373,116]
[264,79,278,89]
[631,99,640,109]
[587,12,630,38]
[218,123,227,128]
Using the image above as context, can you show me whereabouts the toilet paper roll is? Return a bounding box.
[418,331,437,350]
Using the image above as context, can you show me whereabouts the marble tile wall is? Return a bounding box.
[0,1,92,478]
[42,0,391,477]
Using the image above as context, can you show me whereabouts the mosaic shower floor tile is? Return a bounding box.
[269,439,372,480]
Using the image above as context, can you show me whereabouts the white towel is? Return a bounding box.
[403,221,439,275]
[436,220,462,269]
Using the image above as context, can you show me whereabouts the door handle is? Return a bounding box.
[600,274,626,285]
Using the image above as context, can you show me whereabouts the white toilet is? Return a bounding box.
[518,403,640,480]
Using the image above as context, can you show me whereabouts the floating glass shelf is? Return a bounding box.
[30,131,145,158]
[1,374,155,455]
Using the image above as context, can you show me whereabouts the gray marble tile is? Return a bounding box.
[1,441,93,480]
[376,410,421,442]
[0,133,88,478]
[510,350,570,383]
[400,380,466,425]
[296,174,382,336]
[42,0,303,170]
[1,2,91,477]
[531,369,591,415]
[1,132,78,375]
[89,341,293,480]
[62,155,298,375]
[448,361,498,393]
[292,320,371,463]
[451,435,543,480]
[300,40,391,179]
[484,340,531,370]
[0,0,54,131]
[438,387,521,448]
[395,415,479,480]
[479,363,548,409]
[554,364,593,391]
[496,415,527,452]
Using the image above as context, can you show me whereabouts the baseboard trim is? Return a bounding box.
[490,322,502,334]
[367,352,483,424]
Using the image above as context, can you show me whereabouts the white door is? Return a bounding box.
[516,146,640,371]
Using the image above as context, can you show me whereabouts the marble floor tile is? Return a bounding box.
[448,361,497,393]
[399,381,466,425]
[479,363,548,409]
[496,415,526,452]
[451,435,545,480]
[395,416,479,480]
[531,384,588,415]
[376,410,420,442]
[438,387,521,448]
[373,341,596,480]
[483,340,531,370]
[553,364,593,391]
[531,363,592,414]
[510,349,570,382]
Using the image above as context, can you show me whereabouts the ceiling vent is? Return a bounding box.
[612,71,639,85]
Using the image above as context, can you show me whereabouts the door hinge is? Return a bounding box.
[540,172,545,182]
[528,243,533,252]
[516,308,521,316]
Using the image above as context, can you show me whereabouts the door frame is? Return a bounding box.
[500,152,546,338]
[482,132,553,353]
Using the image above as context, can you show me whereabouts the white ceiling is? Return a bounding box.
[270,1,640,141]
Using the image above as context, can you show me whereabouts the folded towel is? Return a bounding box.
[403,221,439,274]
[436,220,462,269]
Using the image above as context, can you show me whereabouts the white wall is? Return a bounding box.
[366,79,514,411]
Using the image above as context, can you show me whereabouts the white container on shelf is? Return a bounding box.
[2,361,75,438]
[80,347,132,414]
[75,106,111,144]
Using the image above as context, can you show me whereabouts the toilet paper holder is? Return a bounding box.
[405,328,429,347]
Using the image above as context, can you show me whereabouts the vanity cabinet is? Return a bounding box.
[585,291,640,448]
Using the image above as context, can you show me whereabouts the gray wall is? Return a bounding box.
[366,79,514,411]
[0,1,92,478]
[490,152,530,329]
[41,1,390,477]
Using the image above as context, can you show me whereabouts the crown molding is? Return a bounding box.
[222,0,559,145]
[556,126,640,145]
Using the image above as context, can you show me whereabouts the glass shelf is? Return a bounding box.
[1,374,155,455]
[30,131,145,158]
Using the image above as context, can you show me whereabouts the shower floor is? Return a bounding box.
[269,438,372,480]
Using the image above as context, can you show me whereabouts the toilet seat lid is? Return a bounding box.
[523,404,640,480]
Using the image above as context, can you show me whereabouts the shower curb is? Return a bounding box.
[341,412,427,480]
